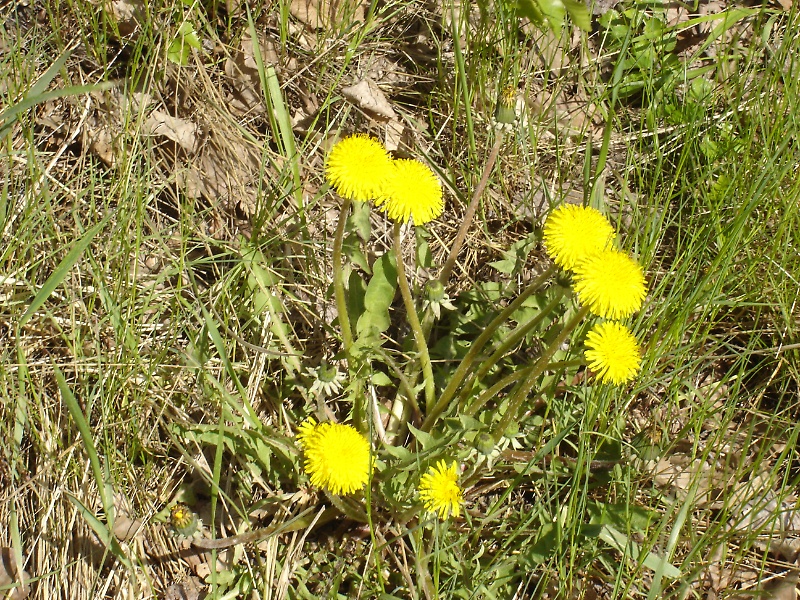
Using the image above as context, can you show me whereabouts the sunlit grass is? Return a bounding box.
[1,0,799,597]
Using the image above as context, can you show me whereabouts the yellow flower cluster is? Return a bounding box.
[543,204,646,385]
[325,135,443,226]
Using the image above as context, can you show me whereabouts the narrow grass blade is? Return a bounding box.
[19,214,110,328]
[65,492,131,570]
[246,12,304,225]
[599,524,681,579]
[54,366,113,522]
[0,43,115,137]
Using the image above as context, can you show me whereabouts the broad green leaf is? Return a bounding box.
[563,0,591,31]
[356,252,397,339]
[517,0,545,26]
[350,201,371,243]
[407,423,435,450]
[363,252,397,310]
[599,524,681,578]
[416,229,432,269]
[370,371,393,386]
[347,270,367,327]
[167,21,202,66]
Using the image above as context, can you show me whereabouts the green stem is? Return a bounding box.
[465,366,533,417]
[394,222,436,412]
[420,265,557,433]
[333,197,367,432]
[456,286,565,407]
[462,359,581,417]
[333,197,354,356]
[490,306,591,441]
[439,132,504,285]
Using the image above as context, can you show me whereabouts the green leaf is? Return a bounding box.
[356,252,397,338]
[167,21,202,66]
[343,233,370,273]
[349,201,372,243]
[0,47,115,138]
[563,0,591,31]
[598,524,681,578]
[363,252,397,310]
[416,229,432,269]
[370,371,393,386]
[407,423,435,450]
[347,270,367,327]
[55,367,112,520]
[516,0,545,26]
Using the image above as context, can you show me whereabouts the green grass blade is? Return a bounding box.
[19,213,111,328]
[65,492,131,570]
[54,366,113,522]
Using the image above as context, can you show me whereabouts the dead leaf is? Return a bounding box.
[0,547,30,599]
[164,576,203,600]
[176,134,260,215]
[342,79,396,121]
[289,0,365,30]
[106,0,146,36]
[112,515,142,542]
[384,119,404,152]
[84,119,116,167]
[143,109,200,154]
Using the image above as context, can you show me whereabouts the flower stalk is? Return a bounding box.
[332,197,354,357]
[393,222,436,411]
[438,132,504,284]
[490,305,591,441]
[420,264,557,433]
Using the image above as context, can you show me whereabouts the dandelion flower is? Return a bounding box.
[169,503,199,537]
[543,204,616,270]
[296,418,371,495]
[418,460,463,520]
[377,159,443,225]
[584,321,642,385]
[325,135,393,201]
[573,249,646,319]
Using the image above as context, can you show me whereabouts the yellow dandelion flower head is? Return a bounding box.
[296,418,372,495]
[418,460,464,520]
[377,159,443,225]
[325,134,393,201]
[543,204,616,270]
[584,321,642,385]
[573,249,647,319]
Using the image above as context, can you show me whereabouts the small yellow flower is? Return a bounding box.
[170,503,199,536]
[494,85,517,126]
[543,204,616,270]
[325,134,393,201]
[418,460,463,520]
[296,418,372,495]
[573,249,646,319]
[377,159,443,225]
[584,321,642,385]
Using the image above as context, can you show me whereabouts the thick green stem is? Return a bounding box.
[465,359,581,417]
[333,198,367,432]
[456,286,565,407]
[439,132,505,285]
[420,265,557,433]
[333,197,354,355]
[491,306,591,441]
[394,223,436,412]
